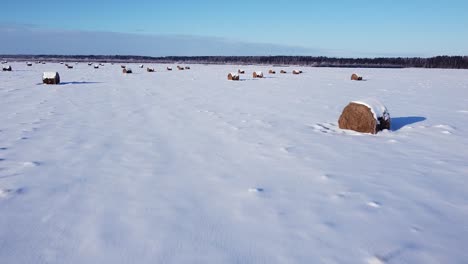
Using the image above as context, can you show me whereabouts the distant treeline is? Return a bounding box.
[2,55,468,69]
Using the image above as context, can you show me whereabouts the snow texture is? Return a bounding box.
[42,72,58,79]
[1,63,468,264]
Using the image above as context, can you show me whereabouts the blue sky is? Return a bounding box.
[1,0,467,57]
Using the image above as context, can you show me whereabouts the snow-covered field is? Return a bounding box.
[1,62,467,264]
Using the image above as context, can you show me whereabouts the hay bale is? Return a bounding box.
[269,69,276,74]
[26,62,33,66]
[121,65,126,69]
[67,65,73,69]
[238,69,245,74]
[42,62,46,64]
[94,65,99,69]
[351,73,363,81]
[177,65,184,70]
[123,68,133,74]
[167,67,172,71]
[88,62,92,66]
[2,65,12,71]
[227,73,240,81]
[280,70,287,74]
[338,99,391,134]
[147,67,155,72]
[253,71,264,78]
[292,70,302,74]
[42,72,60,85]
[185,66,190,70]
[139,64,144,68]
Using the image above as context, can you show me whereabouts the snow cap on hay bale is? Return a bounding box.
[167,67,172,71]
[338,98,391,134]
[227,73,240,81]
[185,66,190,70]
[123,68,133,74]
[280,70,287,74]
[269,69,276,74]
[238,69,245,74]
[139,64,144,68]
[42,72,60,85]
[351,73,363,81]
[147,67,155,72]
[2,65,12,71]
[253,71,264,78]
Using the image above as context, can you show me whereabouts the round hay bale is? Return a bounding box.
[2,65,12,71]
[292,70,302,74]
[139,64,144,68]
[227,73,240,81]
[238,69,245,74]
[94,65,99,69]
[121,65,126,69]
[185,66,190,70]
[26,62,33,66]
[147,67,155,72]
[280,70,287,74]
[42,72,60,85]
[253,71,263,78]
[167,67,172,71]
[338,99,391,134]
[123,68,133,74]
[269,69,276,74]
[351,73,363,81]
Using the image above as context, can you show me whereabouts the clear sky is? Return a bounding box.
[1,0,467,57]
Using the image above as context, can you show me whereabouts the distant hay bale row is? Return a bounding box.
[42,72,60,85]
[2,65,12,71]
[338,99,390,134]
[227,73,240,81]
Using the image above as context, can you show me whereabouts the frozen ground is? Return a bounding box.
[0,62,467,263]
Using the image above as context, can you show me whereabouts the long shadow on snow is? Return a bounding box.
[391,116,426,131]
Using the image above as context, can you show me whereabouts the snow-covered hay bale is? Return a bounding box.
[280,70,287,74]
[139,64,144,68]
[94,65,99,69]
[177,65,184,70]
[88,62,92,66]
[2,65,12,71]
[338,98,391,134]
[167,67,172,71]
[121,65,126,69]
[269,69,276,74]
[292,70,302,74]
[42,72,60,85]
[26,62,33,66]
[351,73,363,81]
[238,69,245,74]
[185,66,190,70]
[67,65,73,69]
[147,67,155,72]
[227,73,240,81]
[123,68,133,74]
[253,71,264,78]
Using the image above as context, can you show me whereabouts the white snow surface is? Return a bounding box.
[352,98,390,121]
[42,72,58,79]
[1,63,468,264]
